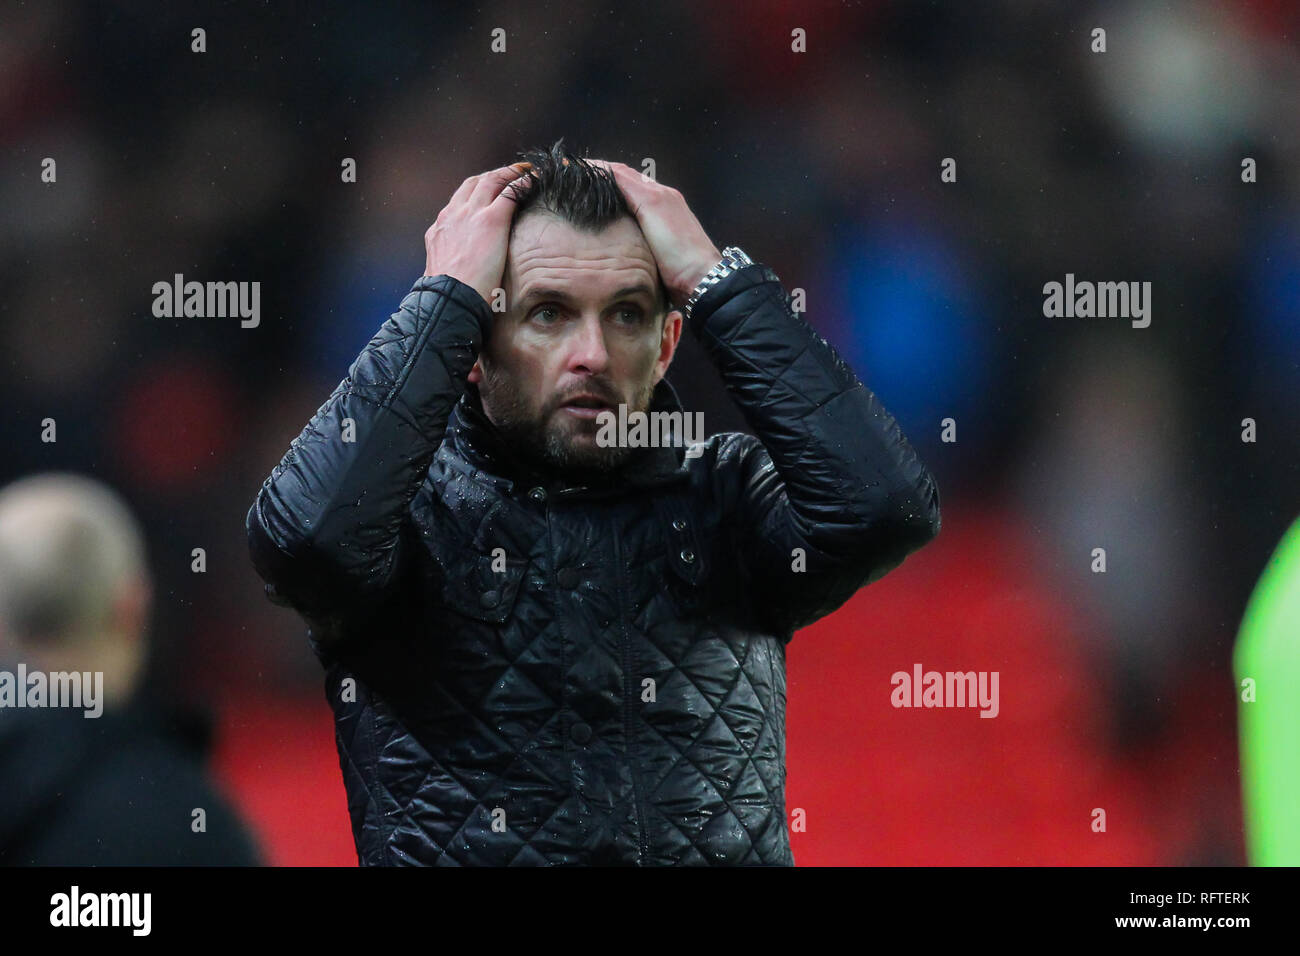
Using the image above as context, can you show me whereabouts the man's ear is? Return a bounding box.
[468,328,492,383]
[654,309,684,382]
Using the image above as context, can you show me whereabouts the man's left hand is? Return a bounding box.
[591,161,722,309]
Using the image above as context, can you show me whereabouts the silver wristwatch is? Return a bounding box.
[681,246,753,324]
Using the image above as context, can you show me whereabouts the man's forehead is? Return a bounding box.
[506,213,658,286]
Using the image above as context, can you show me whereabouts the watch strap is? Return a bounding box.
[681,246,753,324]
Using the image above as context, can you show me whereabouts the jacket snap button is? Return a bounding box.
[556,567,578,589]
[479,589,500,608]
[679,548,696,564]
[570,721,592,744]
[672,518,687,532]
[528,486,547,502]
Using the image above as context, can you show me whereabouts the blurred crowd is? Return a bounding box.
[1,0,1296,864]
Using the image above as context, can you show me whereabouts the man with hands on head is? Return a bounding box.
[247,140,940,866]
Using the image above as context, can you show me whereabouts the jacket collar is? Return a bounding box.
[446,378,691,499]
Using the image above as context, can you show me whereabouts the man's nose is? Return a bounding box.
[566,313,610,373]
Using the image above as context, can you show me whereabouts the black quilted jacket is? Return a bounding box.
[246,261,940,865]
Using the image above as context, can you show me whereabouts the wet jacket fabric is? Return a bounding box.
[246,261,940,865]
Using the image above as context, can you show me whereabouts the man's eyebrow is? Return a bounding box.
[517,285,657,307]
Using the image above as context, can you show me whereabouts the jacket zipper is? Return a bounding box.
[610,522,649,865]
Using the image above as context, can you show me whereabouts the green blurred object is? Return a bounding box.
[1235,513,1300,865]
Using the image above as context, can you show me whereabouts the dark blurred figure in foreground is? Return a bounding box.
[0,473,261,865]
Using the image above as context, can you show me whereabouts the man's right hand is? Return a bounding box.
[423,163,533,306]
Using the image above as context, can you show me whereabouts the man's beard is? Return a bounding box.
[478,364,655,480]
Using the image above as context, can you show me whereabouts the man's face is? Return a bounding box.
[468,210,682,475]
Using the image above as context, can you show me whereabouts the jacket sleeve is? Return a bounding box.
[689,262,941,636]
[245,275,491,642]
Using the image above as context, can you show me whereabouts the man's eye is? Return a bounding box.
[531,306,560,323]
[615,308,643,324]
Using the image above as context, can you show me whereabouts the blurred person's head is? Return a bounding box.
[0,473,152,709]
[467,139,683,478]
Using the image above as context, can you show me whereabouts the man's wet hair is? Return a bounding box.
[507,138,672,321]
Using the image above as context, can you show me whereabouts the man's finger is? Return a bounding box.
[470,163,533,206]
[600,160,639,180]
[489,172,534,213]
[446,174,481,210]
[594,159,639,191]
[598,160,644,193]
[598,162,645,215]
